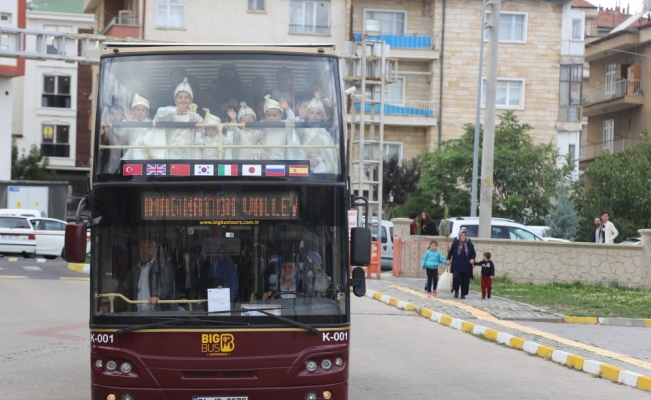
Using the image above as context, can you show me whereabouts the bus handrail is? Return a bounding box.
[99,144,339,149]
[96,292,204,313]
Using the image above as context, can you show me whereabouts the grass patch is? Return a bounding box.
[469,275,651,318]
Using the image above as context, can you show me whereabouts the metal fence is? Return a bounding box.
[583,79,644,106]
[353,33,432,49]
[579,137,638,161]
[558,105,582,122]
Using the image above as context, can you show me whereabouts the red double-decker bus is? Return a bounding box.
[65,43,370,400]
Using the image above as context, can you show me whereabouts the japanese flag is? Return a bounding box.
[242,165,262,176]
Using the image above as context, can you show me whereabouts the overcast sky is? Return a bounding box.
[593,0,646,13]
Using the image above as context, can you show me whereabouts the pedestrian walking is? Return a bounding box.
[593,217,604,243]
[420,211,438,236]
[477,252,495,299]
[446,229,475,299]
[420,240,447,298]
[602,212,618,244]
[409,211,419,235]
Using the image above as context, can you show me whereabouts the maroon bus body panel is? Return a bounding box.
[90,329,350,399]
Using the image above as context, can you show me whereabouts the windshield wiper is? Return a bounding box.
[116,317,248,335]
[238,307,319,335]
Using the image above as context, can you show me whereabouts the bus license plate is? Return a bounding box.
[192,397,248,400]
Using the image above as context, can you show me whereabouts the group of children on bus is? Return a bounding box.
[102,65,339,174]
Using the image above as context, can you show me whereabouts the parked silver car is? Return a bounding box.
[0,216,36,257]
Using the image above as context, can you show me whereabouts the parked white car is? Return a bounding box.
[0,208,45,218]
[439,217,545,241]
[370,219,394,268]
[29,217,73,259]
[0,216,36,257]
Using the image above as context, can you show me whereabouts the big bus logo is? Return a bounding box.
[200,333,235,356]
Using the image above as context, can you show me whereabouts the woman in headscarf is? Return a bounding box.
[420,212,438,236]
[149,77,203,159]
[446,229,476,299]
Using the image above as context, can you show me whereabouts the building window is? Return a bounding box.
[605,64,618,96]
[364,10,406,35]
[42,75,71,108]
[482,79,524,109]
[41,125,70,158]
[364,142,403,162]
[602,119,614,153]
[289,1,330,34]
[485,12,527,43]
[568,144,576,160]
[387,77,405,105]
[43,25,73,54]
[157,0,185,29]
[0,13,11,23]
[248,0,265,11]
[572,18,583,40]
[560,65,582,106]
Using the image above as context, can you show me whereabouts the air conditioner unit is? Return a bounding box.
[118,10,133,24]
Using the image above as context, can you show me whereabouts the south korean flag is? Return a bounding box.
[194,165,214,176]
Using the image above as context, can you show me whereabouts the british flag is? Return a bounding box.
[146,164,166,175]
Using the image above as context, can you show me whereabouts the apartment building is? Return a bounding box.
[84,0,580,166]
[581,22,651,170]
[11,1,94,218]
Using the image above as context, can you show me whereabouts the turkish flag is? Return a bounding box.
[123,164,142,175]
[171,164,191,176]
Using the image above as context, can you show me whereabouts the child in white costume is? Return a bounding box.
[226,102,262,160]
[151,77,203,159]
[122,94,153,160]
[256,96,304,160]
[194,109,233,160]
[296,97,338,173]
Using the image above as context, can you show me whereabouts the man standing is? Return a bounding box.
[602,212,619,244]
[593,217,604,243]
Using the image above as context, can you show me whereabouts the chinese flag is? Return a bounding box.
[123,164,142,175]
[171,164,191,176]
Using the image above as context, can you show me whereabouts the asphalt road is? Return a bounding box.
[1,267,648,399]
[0,256,84,280]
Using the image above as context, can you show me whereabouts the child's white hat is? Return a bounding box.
[307,96,324,113]
[237,101,257,122]
[203,108,221,125]
[174,77,193,99]
[263,94,282,113]
[131,93,150,109]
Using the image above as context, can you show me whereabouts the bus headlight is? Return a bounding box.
[120,362,132,374]
[321,359,333,370]
[335,357,343,367]
[305,392,317,400]
[305,360,318,372]
[323,391,333,400]
[106,360,117,371]
[94,359,103,369]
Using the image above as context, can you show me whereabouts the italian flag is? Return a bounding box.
[218,165,238,176]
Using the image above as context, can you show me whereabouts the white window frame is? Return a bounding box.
[571,18,583,41]
[41,123,71,158]
[0,13,11,24]
[605,64,618,96]
[42,74,72,109]
[156,0,186,29]
[248,0,265,12]
[364,141,404,163]
[363,9,408,36]
[289,1,331,35]
[386,77,406,106]
[481,78,525,110]
[602,119,614,153]
[484,11,528,43]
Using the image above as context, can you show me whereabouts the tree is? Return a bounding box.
[381,154,420,219]
[544,184,578,240]
[11,139,56,181]
[402,111,571,225]
[573,131,651,242]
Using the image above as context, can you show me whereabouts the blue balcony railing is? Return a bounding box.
[353,33,432,49]
[354,100,435,118]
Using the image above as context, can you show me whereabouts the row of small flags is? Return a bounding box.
[122,164,309,177]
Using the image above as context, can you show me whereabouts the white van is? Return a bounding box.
[0,208,45,218]
[370,219,394,268]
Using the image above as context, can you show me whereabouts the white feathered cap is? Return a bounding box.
[237,101,257,122]
[263,94,282,113]
[203,108,221,125]
[307,96,325,113]
[174,77,193,99]
[131,93,150,109]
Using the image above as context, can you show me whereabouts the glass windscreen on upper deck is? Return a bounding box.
[91,185,347,326]
[96,53,342,182]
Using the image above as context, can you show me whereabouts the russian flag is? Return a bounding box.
[265,165,286,177]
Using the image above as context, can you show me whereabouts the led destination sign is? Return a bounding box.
[142,193,299,220]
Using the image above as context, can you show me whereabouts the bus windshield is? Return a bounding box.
[97,52,342,180]
[92,185,347,325]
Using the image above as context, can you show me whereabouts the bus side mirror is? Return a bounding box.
[65,223,87,263]
[350,266,366,297]
[350,227,371,266]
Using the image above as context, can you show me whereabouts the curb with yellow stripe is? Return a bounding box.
[67,263,90,274]
[563,316,651,327]
[365,289,651,393]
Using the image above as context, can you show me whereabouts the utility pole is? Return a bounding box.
[478,0,500,238]
[470,0,487,217]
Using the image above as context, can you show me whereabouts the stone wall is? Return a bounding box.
[392,218,651,288]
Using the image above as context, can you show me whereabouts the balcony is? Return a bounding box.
[353,33,438,61]
[582,79,644,117]
[579,138,638,162]
[100,16,140,38]
[41,143,70,158]
[557,105,583,131]
[350,100,437,127]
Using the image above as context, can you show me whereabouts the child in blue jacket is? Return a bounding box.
[421,240,447,297]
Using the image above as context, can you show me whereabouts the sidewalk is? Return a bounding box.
[366,273,651,382]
